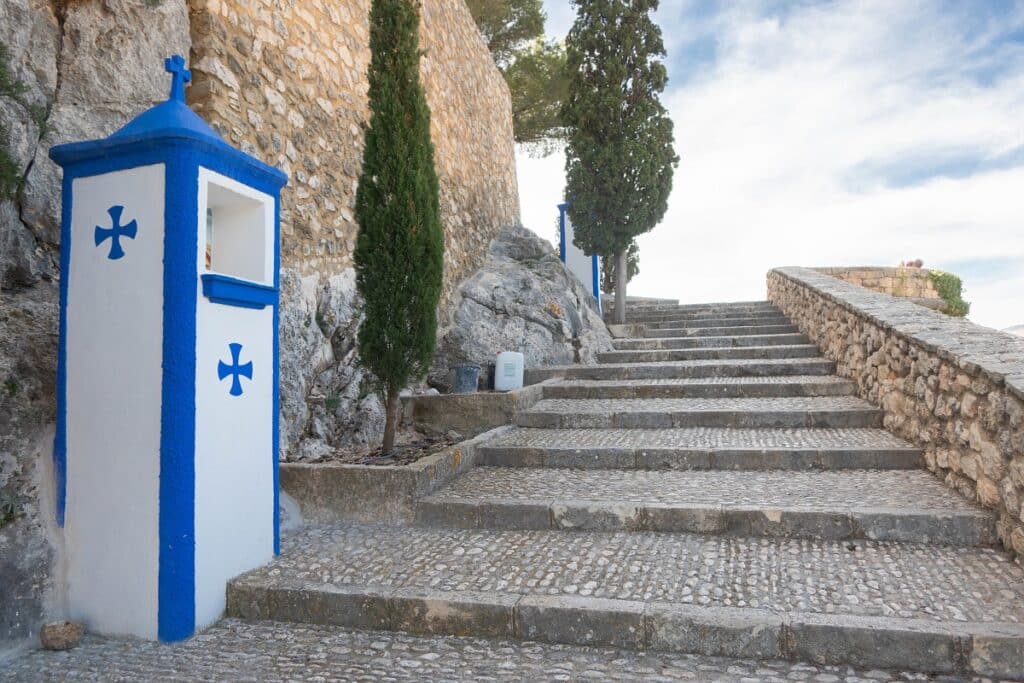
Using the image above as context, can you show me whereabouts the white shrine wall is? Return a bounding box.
[193,168,276,629]
[65,164,166,639]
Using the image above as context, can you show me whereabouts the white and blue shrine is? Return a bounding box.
[49,56,288,642]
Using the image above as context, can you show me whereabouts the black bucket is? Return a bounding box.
[452,363,482,394]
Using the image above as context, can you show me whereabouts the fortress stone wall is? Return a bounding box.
[187,0,519,306]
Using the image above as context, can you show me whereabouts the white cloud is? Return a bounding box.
[521,0,1024,330]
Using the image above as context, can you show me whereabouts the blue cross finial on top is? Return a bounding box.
[165,54,191,103]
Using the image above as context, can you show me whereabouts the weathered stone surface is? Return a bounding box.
[278,268,384,460]
[0,286,59,652]
[187,0,519,309]
[813,267,945,307]
[0,617,978,682]
[0,0,190,651]
[430,226,613,390]
[39,621,83,651]
[0,0,60,288]
[22,0,190,248]
[768,266,1024,557]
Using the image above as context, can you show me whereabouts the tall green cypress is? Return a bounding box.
[354,0,444,455]
[563,0,678,323]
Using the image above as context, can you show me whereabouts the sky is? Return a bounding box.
[516,0,1024,331]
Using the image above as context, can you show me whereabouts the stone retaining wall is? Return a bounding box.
[768,267,1024,558]
[813,267,942,302]
[187,0,519,308]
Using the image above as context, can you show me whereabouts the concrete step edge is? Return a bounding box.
[542,381,856,399]
[645,326,800,338]
[476,445,924,471]
[612,334,810,349]
[597,346,822,362]
[225,581,1024,678]
[415,498,996,548]
[516,408,884,429]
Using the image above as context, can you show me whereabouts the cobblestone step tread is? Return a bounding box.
[518,397,883,429]
[418,468,994,545]
[525,358,837,383]
[225,524,1024,676]
[597,345,822,363]
[646,325,799,338]
[613,333,809,349]
[644,315,791,328]
[478,427,921,470]
[525,396,878,412]
[543,376,855,399]
[2,619,964,683]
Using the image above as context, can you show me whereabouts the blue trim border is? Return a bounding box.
[201,273,277,310]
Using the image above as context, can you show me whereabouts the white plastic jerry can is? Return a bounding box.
[495,351,525,391]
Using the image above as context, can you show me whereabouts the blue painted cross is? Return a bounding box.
[165,54,191,103]
[94,205,138,260]
[218,343,253,397]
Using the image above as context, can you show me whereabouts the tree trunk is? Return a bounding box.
[614,249,627,324]
[381,389,401,455]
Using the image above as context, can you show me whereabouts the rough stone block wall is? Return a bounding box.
[186,0,519,307]
[813,267,942,301]
[768,267,1024,559]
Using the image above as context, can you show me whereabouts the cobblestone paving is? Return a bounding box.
[430,468,981,511]
[4,619,994,683]
[614,334,809,348]
[553,376,852,387]
[241,524,1024,622]
[528,396,876,413]
[484,427,914,450]
[558,357,831,370]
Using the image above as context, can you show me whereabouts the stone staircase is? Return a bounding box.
[227,301,1024,678]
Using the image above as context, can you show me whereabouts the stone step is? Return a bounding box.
[616,300,774,315]
[597,345,821,364]
[643,315,791,329]
[4,618,952,683]
[478,426,923,470]
[524,358,837,383]
[543,376,855,399]
[226,524,1024,677]
[516,397,883,429]
[614,309,785,324]
[418,468,995,546]
[613,333,809,350]
[645,324,800,338]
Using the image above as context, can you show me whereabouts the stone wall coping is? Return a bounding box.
[280,426,514,524]
[770,267,1024,402]
[812,266,936,276]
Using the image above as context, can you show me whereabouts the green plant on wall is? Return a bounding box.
[0,462,24,529]
[0,41,51,202]
[929,270,970,317]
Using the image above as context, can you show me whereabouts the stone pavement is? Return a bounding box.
[220,301,1024,678]
[7,300,1022,680]
[1,619,1003,682]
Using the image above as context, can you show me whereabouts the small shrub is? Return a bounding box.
[929,270,970,317]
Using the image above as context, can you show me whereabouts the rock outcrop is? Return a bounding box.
[430,225,613,390]
[278,269,384,462]
[0,0,191,649]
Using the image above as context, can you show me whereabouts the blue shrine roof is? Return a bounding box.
[50,55,286,188]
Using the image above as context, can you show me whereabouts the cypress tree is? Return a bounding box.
[354,0,444,455]
[563,0,678,323]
